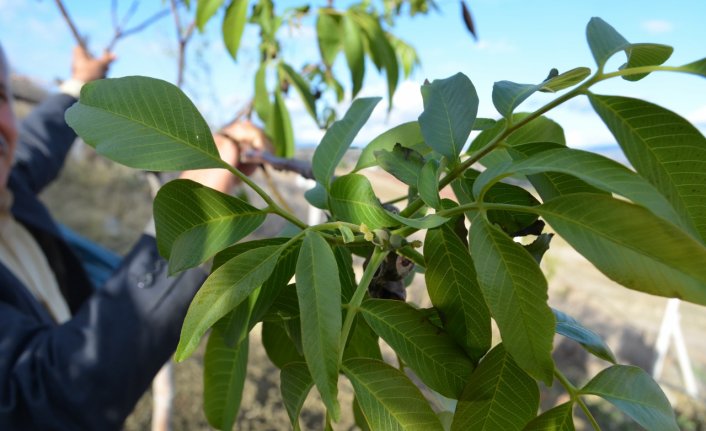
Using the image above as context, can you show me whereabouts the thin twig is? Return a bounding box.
[106,8,170,52]
[260,165,294,214]
[242,150,314,180]
[54,0,88,52]
[169,0,196,88]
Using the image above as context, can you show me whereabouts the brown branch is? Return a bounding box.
[169,0,196,88]
[54,0,88,52]
[243,150,314,180]
[106,8,171,52]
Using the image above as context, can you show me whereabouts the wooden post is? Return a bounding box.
[652,299,698,398]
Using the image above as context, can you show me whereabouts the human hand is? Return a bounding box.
[71,46,115,83]
[218,120,273,176]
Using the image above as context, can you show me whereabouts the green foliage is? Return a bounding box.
[67,15,703,431]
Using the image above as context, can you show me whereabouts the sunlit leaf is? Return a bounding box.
[313,98,381,189]
[222,0,249,60]
[296,231,342,419]
[677,57,706,78]
[523,403,575,431]
[419,73,478,162]
[279,63,317,124]
[271,87,294,158]
[553,308,615,363]
[470,215,555,384]
[425,225,491,362]
[196,0,225,32]
[66,77,222,171]
[254,64,270,123]
[361,299,474,398]
[343,358,444,431]
[281,362,313,431]
[329,174,398,228]
[342,14,365,98]
[451,344,539,431]
[580,365,678,431]
[538,194,706,306]
[154,179,266,273]
[539,67,591,92]
[316,10,342,66]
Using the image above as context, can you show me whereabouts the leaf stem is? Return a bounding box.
[597,64,687,81]
[338,247,389,364]
[222,161,308,229]
[555,368,602,431]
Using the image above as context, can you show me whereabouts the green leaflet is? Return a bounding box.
[522,403,575,431]
[580,365,678,431]
[212,238,289,271]
[329,174,398,228]
[677,57,706,78]
[203,317,249,431]
[418,159,441,210]
[280,362,313,431]
[355,121,426,171]
[424,225,491,362]
[316,10,342,66]
[271,86,294,158]
[342,13,365,98]
[175,244,283,361]
[154,179,266,273]
[539,67,591,92]
[343,358,444,431]
[360,299,474,399]
[351,11,398,108]
[312,98,381,189]
[472,147,689,233]
[538,194,706,306]
[419,73,478,163]
[586,17,672,79]
[553,308,615,363]
[196,0,224,31]
[253,64,270,123]
[469,215,555,384]
[278,63,317,124]
[375,143,425,186]
[296,231,342,420]
[451,344,539,431]
[388,34,420,79]
[222,0,249,61]
[65,76,222,171]
[262,320,304,368]
[589,94,706,242]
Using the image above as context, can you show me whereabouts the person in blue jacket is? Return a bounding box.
[0,43,264,430]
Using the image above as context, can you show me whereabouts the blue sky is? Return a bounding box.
[1,0,705,149]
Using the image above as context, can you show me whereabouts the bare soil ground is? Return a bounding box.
[42,150,706,430]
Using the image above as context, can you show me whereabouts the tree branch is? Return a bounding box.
[54,0,88,52]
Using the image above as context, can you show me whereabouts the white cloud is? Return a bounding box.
[642,20,673,34]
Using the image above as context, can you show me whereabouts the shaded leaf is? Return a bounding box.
[553,308,615,363]
[343,358,444,431]
[460,0,477,40]
[418,159,441,210]
[361,299,474,398]
[304,182,328,210]
[248,241,301,327]
[279,63,317,123]
[222,0,249,60]
[296,231,342,419]
[212,238,288,271]
[523,403,575,431]
[425,224,491,362]
[342,14,365,97]
[492,80,541,118]
[66,77,222,171]
[621,43,673,81]
[154,179,266,273]
[523,233,553,264]
[281,362,314,431]
[580,365,678,431]
[175,245,283,361]
[538,194,706,306]
[313,98,381,189]
[451,344,539,431]
[263,320,304,368]
[375,143,425,186]
[589,94,706,241]
[419,73,478,162]
[355,121,426,171]
[469,215,555,384]
[271,87,294,158]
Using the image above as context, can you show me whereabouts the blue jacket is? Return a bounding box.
[0,93,206,430]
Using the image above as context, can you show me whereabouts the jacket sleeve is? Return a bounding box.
[12,93,79,194]
[0,235,207,431]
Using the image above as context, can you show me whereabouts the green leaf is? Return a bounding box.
[254,64,270,123]
[222,0,249,60]
[524,233,553,264]
[304,182,328,210]
[263,320,304,368]
[352,397,371,431]
[523,403,575,431]
[203,326,249,430]
[586,17,672,79]
[329,174,398,228]
[425,225,491,362]
[281,362,314,431]
[472,147,688,232]
[66,76,221,171]
[469,215,555,384]
[154,180,266,273]
[538,194,706,306]
[279,63,317,124]
[580,365,678,431]
[196,0,225,31]
[316,10,342,66]
[175,245,283,361]
[451,344,539,431]
[553,308,615,363]
[492,80,541,118]
[419,73,478,162]
[343,358,444,431]
[375,143,425,186]
[313,98,381,189]
[473,118,497,131]
[539,67,591,92]
[388,34,420,78]
[360,299,474,398]
[355,121,425,171]
[212,238,288,271]
[271,87,294,158]
[388,212,448,230]
[296,231,342,419]
[343,317,382,361]
[352,12,398,107]
[248,241,301,327]
[589,94,706,241]
[342,14,365,98]
[418,159,441,210]
[677,57,706,78]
